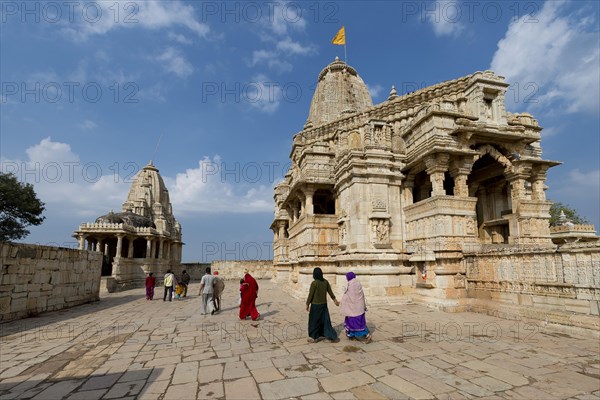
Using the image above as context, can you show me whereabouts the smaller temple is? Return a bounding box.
[550,211,599,244]
[74,161,182,291]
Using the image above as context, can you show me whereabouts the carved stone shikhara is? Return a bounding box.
[271,59,599,330]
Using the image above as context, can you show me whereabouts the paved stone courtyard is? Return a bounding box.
[0,280,599,400]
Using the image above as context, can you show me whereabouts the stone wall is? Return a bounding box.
[0,242,102,322]
[210,260,273,280]
[178,263,211,282]
[465,242,600,331]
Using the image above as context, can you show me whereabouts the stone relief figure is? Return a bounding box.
[373,125,385,144]
[371,219,390,244]
[466,218,475,235]
[485,100,493,120]
[349,131,362,150]
[339,222,347,245]
[377,220,390,242]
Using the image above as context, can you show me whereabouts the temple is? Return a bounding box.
[272,58,599,329]
[74,161,182,291]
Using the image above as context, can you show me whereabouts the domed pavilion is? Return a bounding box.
[74,161,182,291]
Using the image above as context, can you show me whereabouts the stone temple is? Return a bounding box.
[272,58,599,329]
[74,161,182,291]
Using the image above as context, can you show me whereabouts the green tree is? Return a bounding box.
[549,201,589,226]
[0,172,45,241]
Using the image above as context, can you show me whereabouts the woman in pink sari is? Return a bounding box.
[340,272,372,343]
[239,269,260,321]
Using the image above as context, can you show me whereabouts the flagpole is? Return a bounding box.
[344,43,347,65]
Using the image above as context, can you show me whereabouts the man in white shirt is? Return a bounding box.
[199,267,216,315]
[163,269,175,302]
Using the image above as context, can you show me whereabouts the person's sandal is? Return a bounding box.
[365,334,372,344]
[307,338,315,343]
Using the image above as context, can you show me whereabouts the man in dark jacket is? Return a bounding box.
[181,270,191,298]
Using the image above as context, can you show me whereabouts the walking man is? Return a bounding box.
[163,269,175,301]
[199,267,215,315]
[181,270,191,298]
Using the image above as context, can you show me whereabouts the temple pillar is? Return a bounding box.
[297,193,305,217]
[531,174,547,201]
[127,238,134,258]
[278,222,286,239]
[425,154,449,197]
[450,158,473,198]
[158,239,164,259]
[77,235,85,250]
[165,242,171,260]
[97,239,103,253]
[146,238,153,259]
[87,239,93,251]
[116,235,123,259]
[507,173,527,207]
[403,176,414,206]
[304,187,315,215]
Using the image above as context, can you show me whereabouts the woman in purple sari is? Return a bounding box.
[340,272,372,343]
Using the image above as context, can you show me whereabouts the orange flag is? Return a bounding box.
[332,26,345,45]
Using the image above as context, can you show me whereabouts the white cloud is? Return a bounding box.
[156,47,194,78]
[491,1,600,114]
[268,2,306,36]
[245,74,282,114]
[62,1,209,41]
[79,120,98,130]
[168,32,193,45]
[250,50,293,74]
[569,169,600,188]
[247,2,315,74]
[1,137,129,218]
[276,38,316,55]
[1,139,274,221]
[366,83,384,99]
[165,156,273,214]
[427,0,465,37]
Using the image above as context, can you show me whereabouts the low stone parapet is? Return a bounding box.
[211,260,273,280]
[0,242,102,322]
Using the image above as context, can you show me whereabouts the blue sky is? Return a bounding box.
[1,0,598,262]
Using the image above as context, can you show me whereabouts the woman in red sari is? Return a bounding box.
[145,272,156,300]
[239,269,260,321]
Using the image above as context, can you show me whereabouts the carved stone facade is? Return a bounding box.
[74,161,182,291]
[272,58,599,329]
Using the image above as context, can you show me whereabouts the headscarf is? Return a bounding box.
[214,271,219,275]
[313,267,324,281]
[346,272,356,281]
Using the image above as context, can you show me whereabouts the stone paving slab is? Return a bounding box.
[1,280,599,399]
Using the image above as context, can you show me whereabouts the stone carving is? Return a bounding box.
[348,131,362,150]
[370,218,390,245]
[373,125,385,144]
[371,198,387,212]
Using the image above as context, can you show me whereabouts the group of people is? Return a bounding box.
[144,269,192,301]
[145,266,372,343]
[306,268,372,344]
[198,267,226,315]
[198,267,260,321]
[144,270,190,301]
